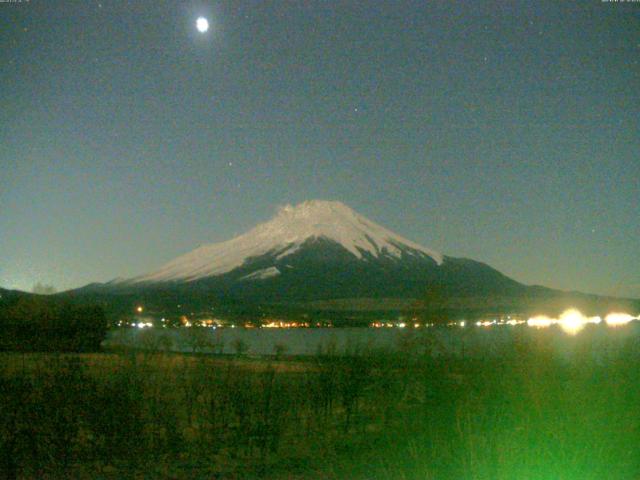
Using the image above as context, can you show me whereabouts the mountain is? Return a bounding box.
[66,200,638,319]
[0,287,34,307]
[115,200,525,300]
[129,200,444,283]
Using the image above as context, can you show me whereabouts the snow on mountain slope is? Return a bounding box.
[131,200,442,283]
[240,266,281,281]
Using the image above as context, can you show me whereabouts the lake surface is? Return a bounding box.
[105,323,640,359]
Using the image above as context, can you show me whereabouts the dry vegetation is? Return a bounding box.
[1,328,639,479]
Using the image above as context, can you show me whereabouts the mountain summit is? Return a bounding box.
[131,200,443,284]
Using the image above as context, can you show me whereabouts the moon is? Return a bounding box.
[196,17,209,33]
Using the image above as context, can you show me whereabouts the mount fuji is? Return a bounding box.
[67,200,635,318]
[131,200,444,284]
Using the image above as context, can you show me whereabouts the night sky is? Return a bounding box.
[1,1,638,297]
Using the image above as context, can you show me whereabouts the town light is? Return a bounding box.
[605,312,636,326]
[527,315,554,328]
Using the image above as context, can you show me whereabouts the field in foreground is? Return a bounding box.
[1,328,639,479]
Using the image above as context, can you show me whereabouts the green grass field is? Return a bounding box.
[1,328,639,479]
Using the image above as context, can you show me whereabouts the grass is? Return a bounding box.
[0,327,639,479]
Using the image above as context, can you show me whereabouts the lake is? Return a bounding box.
[104,322,640,360]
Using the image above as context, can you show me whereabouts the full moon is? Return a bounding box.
[196,17,209,33]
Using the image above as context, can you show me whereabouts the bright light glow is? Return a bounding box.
[397,322,406,328]
[526,309,602,335]
[558,309,587,335]
[136,306,143,313]
[605,312,636,327]
[527,315,554,328]
[438,309,634,334]
[196,17,209,33]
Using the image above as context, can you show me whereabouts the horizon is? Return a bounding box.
[2,1,638,297]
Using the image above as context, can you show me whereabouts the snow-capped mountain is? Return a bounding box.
[66,200,639,317]
[129,200,443,284]
[100,199,527,304]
